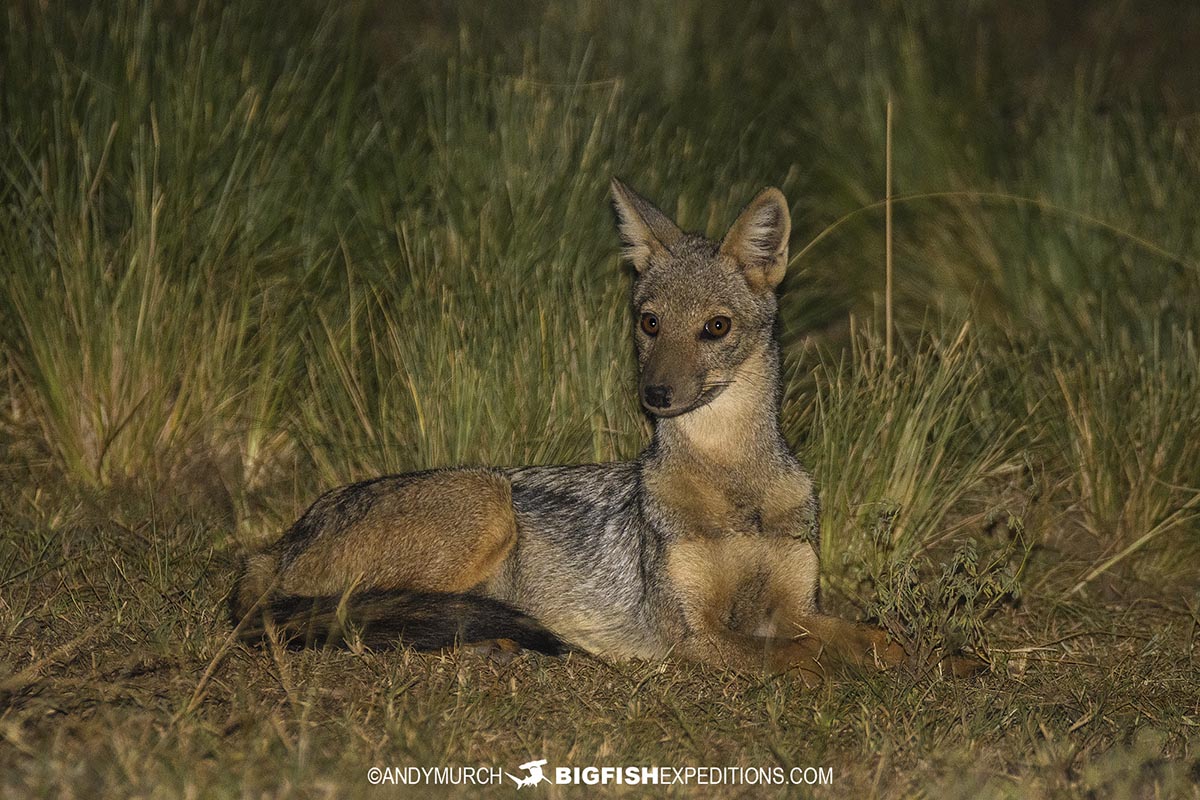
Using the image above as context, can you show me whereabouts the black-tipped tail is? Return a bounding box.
[235,590,569,656]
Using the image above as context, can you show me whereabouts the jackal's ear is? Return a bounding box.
[610,177,683,272]
[720,188,791,292]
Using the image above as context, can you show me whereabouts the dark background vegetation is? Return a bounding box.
[2,0,1198,796]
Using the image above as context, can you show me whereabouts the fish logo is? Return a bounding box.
[506,759,549,788]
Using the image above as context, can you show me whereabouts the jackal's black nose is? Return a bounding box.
[643,384,673,409]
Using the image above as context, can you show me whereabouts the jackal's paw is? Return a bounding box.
[850,624,907,670]
[853,629,990,679]
[869,635,908,670]
[462,638,523,665]
[937,651,989,678]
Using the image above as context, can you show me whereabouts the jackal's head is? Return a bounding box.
[610,178,790,418]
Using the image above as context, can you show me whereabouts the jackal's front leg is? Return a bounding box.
[667,536,906,680]
[680,614,906,683]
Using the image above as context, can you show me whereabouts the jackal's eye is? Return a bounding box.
[640,312,659,336]
[702,315,732,339]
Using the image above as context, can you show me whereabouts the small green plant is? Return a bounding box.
[868,525,1027,665]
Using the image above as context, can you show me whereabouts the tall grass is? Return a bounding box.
[1,1,363,493]
[786,323,1021,594]
[1042,329,1200,586]
[2,0,1198,580]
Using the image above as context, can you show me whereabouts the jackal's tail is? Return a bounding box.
[232,588,569,655]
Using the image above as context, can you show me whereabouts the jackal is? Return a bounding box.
[231,180,912,681]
